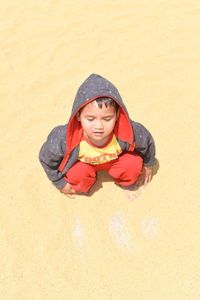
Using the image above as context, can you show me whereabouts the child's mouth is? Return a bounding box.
[93,132,104,136]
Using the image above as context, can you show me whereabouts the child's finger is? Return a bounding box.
[144,175,152,187]
[66,193,76,199]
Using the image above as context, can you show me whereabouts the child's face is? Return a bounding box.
[77,100,119,146]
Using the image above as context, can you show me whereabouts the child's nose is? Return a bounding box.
[94,120,103,129]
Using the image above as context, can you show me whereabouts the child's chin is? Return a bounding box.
[91,135,105,141]
[90,135,107,146]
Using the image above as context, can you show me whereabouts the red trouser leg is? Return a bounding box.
[65,152,143,193]
[108,152,143,186]
[65,161,96,193]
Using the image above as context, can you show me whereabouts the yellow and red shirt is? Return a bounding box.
[78,133,122,165]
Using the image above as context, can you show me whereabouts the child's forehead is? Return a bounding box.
[85,100,100,108]
[81,100,115,114]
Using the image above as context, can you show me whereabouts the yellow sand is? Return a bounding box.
[1,1,200,299]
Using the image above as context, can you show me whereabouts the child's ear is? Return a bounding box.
[76,113,80,121]
[116,109,120,120]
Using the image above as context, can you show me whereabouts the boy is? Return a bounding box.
[39,74,155,200]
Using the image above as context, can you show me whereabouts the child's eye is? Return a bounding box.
[104,118,112,121]
[87,118,94,121]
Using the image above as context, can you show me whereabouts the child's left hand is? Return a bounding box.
[135,166,153,188]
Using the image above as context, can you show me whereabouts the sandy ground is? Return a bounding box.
[1,1,200,299]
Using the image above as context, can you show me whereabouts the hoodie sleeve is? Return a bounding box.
[39,125,67,189]
[131,121,156,166]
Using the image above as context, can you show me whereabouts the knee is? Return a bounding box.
[131,154,143,175]
[127,153,143,177]
[109,153,143,178]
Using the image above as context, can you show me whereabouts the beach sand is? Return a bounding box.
[1,1,200,299]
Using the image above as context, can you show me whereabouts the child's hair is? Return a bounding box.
[78,97,119,116]
[95,97,119,111]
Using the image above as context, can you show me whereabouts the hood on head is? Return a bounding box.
[71,73,129,116]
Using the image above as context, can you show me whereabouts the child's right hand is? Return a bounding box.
[59,183,76,199]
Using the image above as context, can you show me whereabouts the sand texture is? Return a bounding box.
[1,1,200,299]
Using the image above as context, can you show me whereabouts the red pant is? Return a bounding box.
[65,152,143,193]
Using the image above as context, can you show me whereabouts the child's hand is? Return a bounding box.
[135,166,153,188]
[59,183,76,199]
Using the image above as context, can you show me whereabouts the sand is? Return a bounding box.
[1,1,200,299]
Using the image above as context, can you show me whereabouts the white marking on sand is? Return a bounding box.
[109,211,133,251]
[74,219,87,249]
[141,217,157,238]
